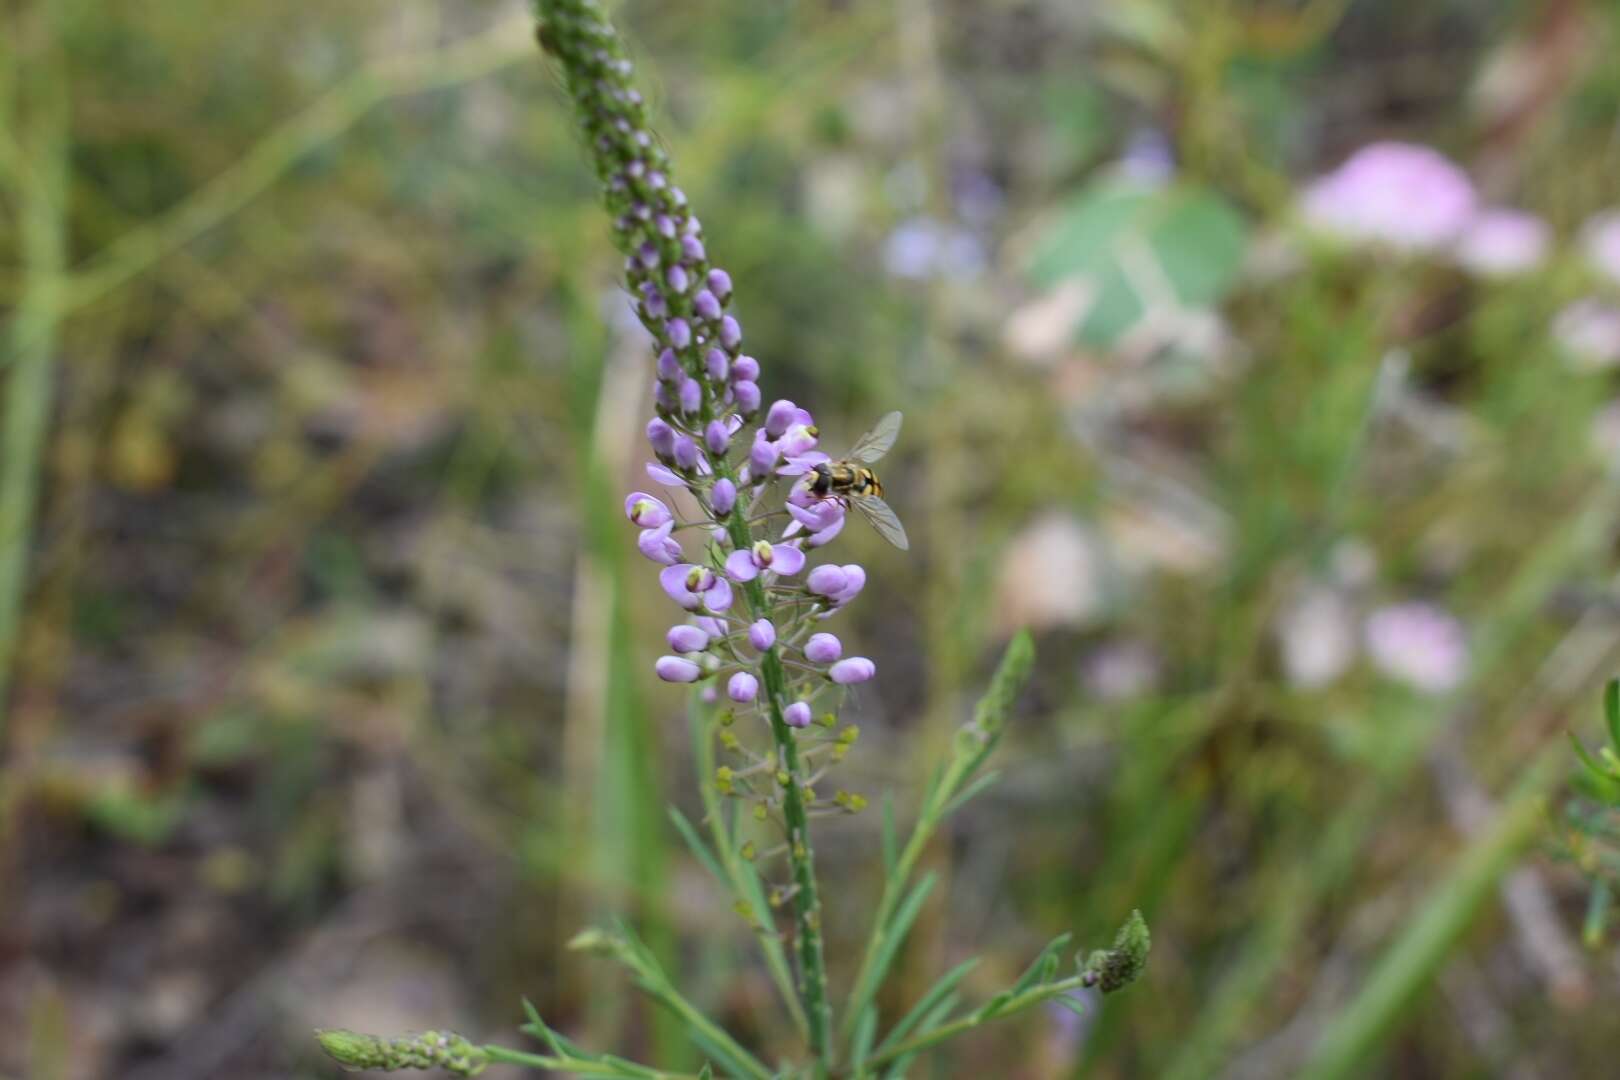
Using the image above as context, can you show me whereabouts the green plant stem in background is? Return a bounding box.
[1299,744,1564,1080]
[0,12,69,740]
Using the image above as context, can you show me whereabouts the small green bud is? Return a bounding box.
[752,802,768,821]
[815,712,837,729]
[1079,909,1150,993]
[739,840,756,860]
[315,1029,488,1076]
[567,927,617,955]
[776,769,791,787]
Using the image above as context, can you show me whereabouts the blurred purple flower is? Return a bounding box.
[883,216,986,281]
[667,624,710,653]
[829,657,876,684]
[710,477,737,516]
[637,522,684,565]
[655,656,703,683]
[748,619,776,651]
[1553,299,1620,371]
[804,632,842,663]
[1580,210,1620,286]
[784,701,813,728]
[1455,208,1550,277]
[1300,142,1476,253]
[728,671,759,702]
[1364,602,1467,694]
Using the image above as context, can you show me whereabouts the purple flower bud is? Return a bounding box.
[637,524,684,565]
[647,461,683,487]
[708,269,732,298]
[765,400,798,438]
[670,186,688,207]
[749,437,780,475]
[638,242,660,269]
[667,624,710,653]
[653,381,676,413]
[749,619,777,651]
[720,316,742,350]
[642,289,667,319]
[685,215,701,235]
[700,685,718,703]
[626,159,646,179]
[647,170,665,189]
[665,318,692,350]
[731,356,760,382]
[682,235,706,261]
[657,348,683,383]
[706,347,729,382]
[784,701,813,728]
[805,633,842,663]
[666,265,690,294]
[656,214,677,238]
[705,419,731,455]
[693,289,722,320]
[647,418,677,461]
[625,491,673,528]
[808,564,849,597]
[808,513,845,546]
[673,435,700,471]
[835,564,867,603]
[728,671,759,702]
[830,657,876,684]
[711,478,737,516]
[679,377,703,414]
[656,655,703,683]
[733,380,761,415]
[660,563,733,612]
[779,422,820,457]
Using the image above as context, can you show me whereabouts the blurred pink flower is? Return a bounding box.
[1276,586,1356,689]
[1082,642,1159,702]
[1553,299,1620,371]
[1580,210,1620,286]
[1455,208,1550,276]
[1300,142,1477,253]
[1364,603,1467,694]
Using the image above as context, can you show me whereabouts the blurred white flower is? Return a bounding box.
[1115,128,1175,188]
[994,513,1107,633]
[1276,585,1356,689]
[1300,142,1477,253]
[1580,210,1620,286]
[1082,641,1159,701]
[883,216,986,281]
[1454,208,1550,277]
[1553,298,1620,371]
[1364,602,1468,694]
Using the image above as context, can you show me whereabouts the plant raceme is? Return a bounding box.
[316,3,1147,1077]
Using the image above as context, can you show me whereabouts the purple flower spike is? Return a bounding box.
[720,316,742,350]
[667,624,710,653]
[728,671,759,702]
[666,264,690,294]
[693,289,722,320]
[705,419,731,455]
[679,377,703,414]
[625,491,673,528]
[656,655,704,683]
[731,356,760,382]
[673,435,700,471]
[711,477,737,516]
[784,701,813,728]
[725,540,807,582]
[765,400,799,438]
[749,618,776,651]
[682,235,706,261]
[666,318,692,349]
[637,522,684,565]
[647,418,677,461]
[807,564,850,597]
[708,268,732,298]
[733,380,762,415]
[656,348,683,383]
[805,632,842,663]
[706,347,729,382]
[829,657,876,684]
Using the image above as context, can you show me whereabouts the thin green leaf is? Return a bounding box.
[874,957,980,1056]
[1605,678,1620,752]
[879,994,960,1079]
[1583,879,1611,948]
[941,770,1001,818]
[851,1003,878,1076]
[668,806,727,886]
[520,998,571,1058]
[1569,731,1616,784]
[1009,932,1073,997]
[846,872,939,1036]
[1050,992,1087,1018]
[881,794,898,878]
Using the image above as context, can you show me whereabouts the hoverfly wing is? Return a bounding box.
[849,411,902,464]
[855,494,909,551]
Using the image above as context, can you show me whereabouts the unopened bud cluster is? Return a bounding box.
[316,1029,488,1076]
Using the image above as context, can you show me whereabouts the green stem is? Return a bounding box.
[484,1043,706,1078]
[0,5,69,739]
[720,507,833,1073]
[861,976,1086,1072]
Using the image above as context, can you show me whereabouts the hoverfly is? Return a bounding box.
[805,411,910,551]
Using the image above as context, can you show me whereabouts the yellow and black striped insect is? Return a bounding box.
[806,411,909,550]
